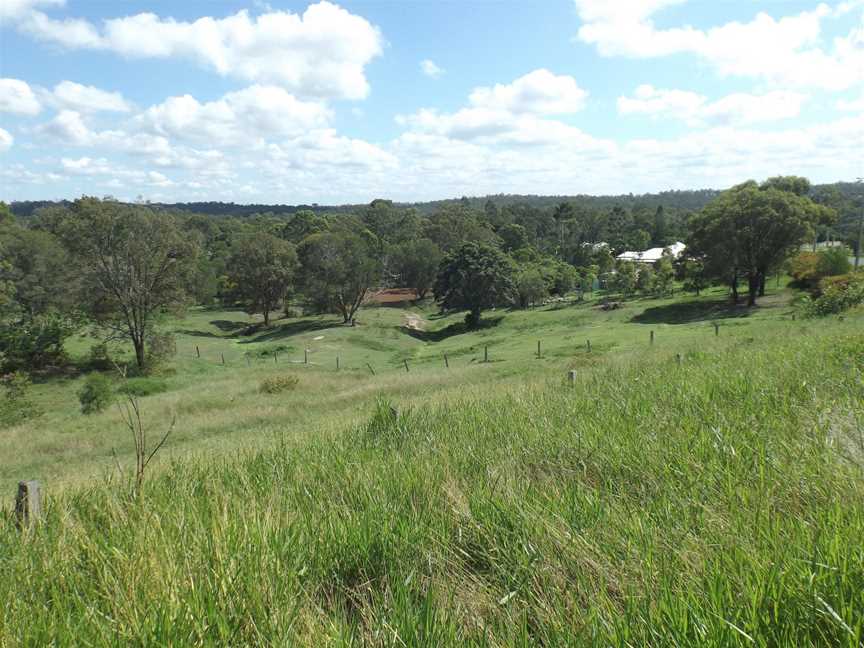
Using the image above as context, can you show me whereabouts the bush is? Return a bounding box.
[801,272,864,317]
[816,246,852,279]
[259,374,299,394]
[0,313,75,371]
[789,247,853,290]
[87,343,113,371]
[78,373,114,414]
[0,371,40,427]
[145,331,176,370]
[119,376,169,398]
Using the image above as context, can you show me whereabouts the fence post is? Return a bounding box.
[444,354,449,368]
[221,353,225,365]
[586,339,591,353]
[336,356,340,370]
[366,363,376,376]
[537,340,541,359]
[196,345,200,358]
[650,330,655,345]
[484,346,488,363]
[274,352,278,364]
[714,322,719,337]
[568,369,577,385]
[676,353,682,366]
[246,355,250,367]
[15,480,42,529]
[304,349,308,365]
[404,359,409,373]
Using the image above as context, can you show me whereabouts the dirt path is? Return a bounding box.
[403,312,426,331]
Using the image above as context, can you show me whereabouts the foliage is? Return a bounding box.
[78,373,114,414]
[118,376,169,398]
[681,259,709,296]
[0,313,76,371]
[653,252,675,296]
[298,229,381,324]
[816,245,852,278]
[0,371,40,427]
[226,232,298,325]
[612,261,636,297]
[515,266,548,308]
[802,272,864,317]
[636,265,655,294]
[144,331,177,371]
[434,241,516,327]
[390,238,442,300]
[59,198,198,369]
[259,374,300,394]
[689,177,832,305]
[790,247,853,290]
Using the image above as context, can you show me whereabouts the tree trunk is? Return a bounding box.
[730,277,739,303]
[747,274,759,307]
[133,337,146,370]
[758,272,766,297]
[263,310,270,326]
[466,307,481,329]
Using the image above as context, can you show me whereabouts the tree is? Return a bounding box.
[689,179,829,306]
[434,241,515,328]
[636,265,655,295]
[390,238,442,299]
[515,266,548,308]
[227,232,297,326]
[613,261,636,297]
[682,259,709,296]
[60,198,198,370]
[297,229,381,324]
[653,251,675,296]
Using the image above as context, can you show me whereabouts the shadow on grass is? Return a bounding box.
[404,315,504,342]
[175,329,220,338]
[630,298,754,325]
[210,319,248,332]
[239,318,342,344]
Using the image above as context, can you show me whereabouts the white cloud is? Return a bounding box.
[574,1,864,91]
[137,85,331,145]
[52,81,131,112]
[618,85,809,126]
[15,1,383,100]
[36,109,92,144]
[0,128,13,152]
[469,69,587,114]
[0,78,42,115]
[0,0,62,21]
[837,94,864,111]
[420,59,444,78]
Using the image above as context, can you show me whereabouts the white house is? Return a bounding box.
[617,241,686,264]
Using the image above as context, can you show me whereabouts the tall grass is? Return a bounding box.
[2,326,863,646]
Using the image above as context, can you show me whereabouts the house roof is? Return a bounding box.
[617,241,686,263]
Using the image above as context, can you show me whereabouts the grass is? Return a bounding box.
[2,284,863,644]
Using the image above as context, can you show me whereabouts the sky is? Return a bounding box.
[0,0,862,204]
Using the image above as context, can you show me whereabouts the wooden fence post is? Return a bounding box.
[714,322,719,337]
[676,353,682,366]
[367,363,376,376]
[274,352,278,364]
[15,480,42,528]
[537,340,541,359]
[336,356,340,370]
[444,354,449,368]
[484,346,488,363]
[304,349,308,365]
[404,359,409,373]
[568,369,577,385]
[221,353,225,365]
[246,355,250,367]
[586,339,591,353]
[650,330,655,345]
[196,346,200,358]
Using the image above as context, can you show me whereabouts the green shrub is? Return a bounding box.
[259,374,299,394]
[78,373,114,414]
[119,376,169,398]
[801,272,864,317]
[0,313,75,371]
[145,331,177,370]
[87,343,113,371]
[0,371,40,427]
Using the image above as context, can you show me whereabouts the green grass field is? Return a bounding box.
[2,284,863,645]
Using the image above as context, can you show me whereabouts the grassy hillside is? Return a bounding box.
[3,285,797,493]
[1,302,862,645]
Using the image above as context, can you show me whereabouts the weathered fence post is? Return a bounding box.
[484,346,488,363]
[367,363,376,376]
[676,353,682,366]
[221,353,225,365]
[304,349,308,365]
[246,355,250,367]
[537,340,542,359]
[568,369,577,385]
[15,480,42,529]
[404,359,409,373]
[196,345,200,358]
[714,322,719,337]
[274,352,278,364]
[650,330,655,345]
[586,339,591,353]
[336,356,340,370]
[444,354,449,368]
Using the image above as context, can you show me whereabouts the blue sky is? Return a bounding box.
[1,0,862,204]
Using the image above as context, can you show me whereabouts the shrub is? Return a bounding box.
[801,272,864,317]
[87,343,113,371]
[78,373,114,414]
[789,247,853,290]
[119,376,169,398]
[0,313,75,371]
[0,371,40,427]
[145,331,176,370]
[816,246,852,279]
[259,374,299,394]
